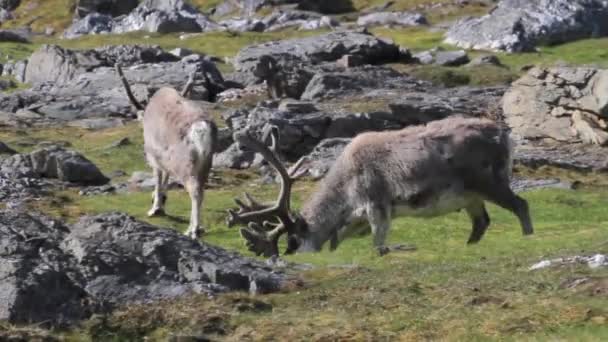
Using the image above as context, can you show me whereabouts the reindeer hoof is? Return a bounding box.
[147,207,165,217]
[376,246,390,256]
[185,227,205,240]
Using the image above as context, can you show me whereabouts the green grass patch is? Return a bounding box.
[38,186,608,341]
[4,0,76,33]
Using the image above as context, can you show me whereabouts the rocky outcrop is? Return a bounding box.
[74,0,138,18]
[412,49,470,66]
[4,45,226,125]
[0,0,20,11]
[64,0,223,38]
[217,84,505,164]
[0,146,109,185]
[503,67,608,145]
[445,0,608,52]
[357,11,427,27]
[0,211,293,326]
[0,29,30,43]
[234,30,401,76]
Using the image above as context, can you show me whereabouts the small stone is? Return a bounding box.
[336,54,366,68]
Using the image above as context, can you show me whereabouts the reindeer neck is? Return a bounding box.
[297,180,352,251]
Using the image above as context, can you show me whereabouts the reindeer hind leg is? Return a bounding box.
[465,200,490,244]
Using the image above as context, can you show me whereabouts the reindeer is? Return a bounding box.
[253,55,289,100]
[115,64,217,239]
[226,116,534,257]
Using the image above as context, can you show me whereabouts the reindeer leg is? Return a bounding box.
[366,204,392,256]
[184,178,205,239]
[148,168,166,217]
[481,183,533,237]
[465,200,490,244]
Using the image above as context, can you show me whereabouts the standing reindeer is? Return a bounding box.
[227,116,533,257]
[116,64,217,239]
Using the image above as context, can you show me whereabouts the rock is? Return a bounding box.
[297,0,355,13]
[297,15,339,31]
[503,67,608,145]
[356,11,427,27]
[0,211,293,326]
[66,118,127,130]
[278,99,318,113]
[0,8,13,24]
[261,9,335,32]
[62,12,114,39]
[298,138,351,179]
[93,44,180,66]
[74,0,139,18]
[0,29,30,43]
[0,146,109,185]
[412,50,434,64]
[213,0,295,17]
[445,0,608,52]
[65,0,223,37]
[434,50,469,66]
[0,141,16,154]
[300,65,423,100]
[219,17,266,32]
[170,47,195,58]
[336,54,366,68]
[223,84,504,163]
[25,45,103,85]
[0,0,20,11]
[234,30,401,76]
[112,0,222,34]
[467,54,502,67]
[29,146,109,185]
[0,77,15,90]
[514,140,608,172]
[128,170,181,191]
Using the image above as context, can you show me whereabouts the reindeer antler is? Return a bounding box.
[227,125,307,256]
[115,63,144,111]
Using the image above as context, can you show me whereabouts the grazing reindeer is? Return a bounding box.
[116,64,217,239]
[227,116,533,257]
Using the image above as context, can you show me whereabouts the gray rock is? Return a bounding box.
[25,45,103,85]
[445,0,608,52]
[0,29,30,43]
[412,50,434,65]
[0,0,20,11]
[0,146,109,185]
[467,54,502,67]
[0,77,15,90]
[219,17,266,32]
[434,50,469,66]
[503,66,608,145]
[0,141,16,154]
[74,0,138,18]
[0,8,13,24]
[213,0,296,17]
[356,11,427,27]
[234,30,401,76]
[514,140,608,172]
[297,0,354,13]
[170,47,195,58]
[300,65,423,101]
[278,99,318,113]
[112,0,222,34]
[0,211,292,326]
[62,12,114,39]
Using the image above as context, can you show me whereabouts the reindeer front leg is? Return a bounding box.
[185,178,205,239]
[148,168,166,217]
[366,204,391,256]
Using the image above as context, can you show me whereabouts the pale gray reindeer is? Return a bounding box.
[227,116,533,257]
[116,64,217,239]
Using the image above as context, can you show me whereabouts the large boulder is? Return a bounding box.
[356,11,428,27]
[0,146,109,185]
[0,29,30,43]
[24,45,104,85]
[0,0,19,10]
[112,0,222,34]
[74,0,139,18]
[503,67,608,145]
[0,211,293,326]
[234,30,401,75]
[445,0,608,52]
[64,0,223,37]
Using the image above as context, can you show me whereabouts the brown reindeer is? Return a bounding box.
[116,64,217,239]
[227,116,533,256]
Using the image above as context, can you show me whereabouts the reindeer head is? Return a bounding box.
[252,55,278,80]
[226,125,309,257]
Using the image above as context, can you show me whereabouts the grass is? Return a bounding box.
[3,0,76,33]
[26,183,608,341]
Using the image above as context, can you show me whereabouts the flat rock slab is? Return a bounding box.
[0,211,294,327]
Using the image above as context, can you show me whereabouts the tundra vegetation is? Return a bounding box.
[1,0,608,341]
